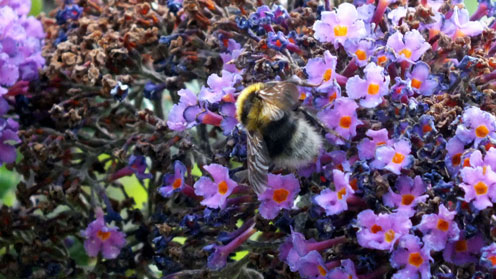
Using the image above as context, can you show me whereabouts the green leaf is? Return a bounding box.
[29,0,43,16]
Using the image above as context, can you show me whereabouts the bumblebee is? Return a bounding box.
[236,80,323,194]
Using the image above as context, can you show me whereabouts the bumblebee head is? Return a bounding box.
[235,83,265,127]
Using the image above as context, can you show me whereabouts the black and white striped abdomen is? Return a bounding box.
[262,113,322,169]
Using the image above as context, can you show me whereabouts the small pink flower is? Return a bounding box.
[194,164,238,209]
[82,209,126,259]
[373,139,412,175]
[258,173,300,219]
[313,3,366,47]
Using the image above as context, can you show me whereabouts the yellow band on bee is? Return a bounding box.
[235,83,264,122]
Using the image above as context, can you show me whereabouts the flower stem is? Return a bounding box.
[371,0,389,26]
[341,59,359,77]
[305,235,347,252]
[470,3,488,21]
[222,223,257,254]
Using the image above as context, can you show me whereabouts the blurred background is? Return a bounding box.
[0,0,482,206]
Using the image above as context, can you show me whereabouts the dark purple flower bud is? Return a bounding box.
[55,5,83,25]
[110,82,129,101]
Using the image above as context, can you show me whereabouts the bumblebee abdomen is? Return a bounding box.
[262,112,297,158]
[271,117,322,169]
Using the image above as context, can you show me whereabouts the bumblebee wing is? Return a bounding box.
[257,82,299,121]
[247,131,270,194]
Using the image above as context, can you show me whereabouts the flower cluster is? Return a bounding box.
[0,0,44,165]
[4,0,496,278]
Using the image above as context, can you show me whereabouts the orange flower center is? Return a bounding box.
[323,68,333,82]
[474,181,488,195]
[371,224,383,233]
[401,194,415,206]
[333,25,348,36]
[376,141,386,146]
[408,252,424,267]
[339,116,352,129]
[422,124,432,133]
[337,187,347,200]
[488,255,496,266]
[476,125,490,138]
[392,152,405,164]
[399,48,412,58]
[377,55,387,65]
[318,265,327,276]
[172,178,182,189]
[384,229,395,243]
[455,240,468,252]
[97,230,111,241]
[411,78,422,89]
[454,29,466,38]
[367,83,380,95]
[463,158,471,167]
[355,49,367,61]
[452,153,462,166]
[275,39,282,47]
[273,188,290,203]
[436,218,450,232]
[329,91,337,103]
[218,181,228,195]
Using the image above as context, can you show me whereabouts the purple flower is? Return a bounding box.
[0,5,45,87]
[443,233,485,265]
[296,251,328,278]
[2,0,31,16]
[386,30,431,63]
[327,259,358,279]
[444,137,465,175]
[194,164,238,209]
[356,210,412,250]
[313,3,366,47]
[480,243,496,269]
[279,228,346,271]
[313,86,341,109]
[373,139,412,175]
[387,6,414,26]
[220,39,243,74]
[346,62,390,108]
[314,170,354,216]
[343,39,374,67]
[318,97,362,144]
[158,161,188,197]
[383,175,428,217]
[111,155,153,180]
[443,7,484,39]
[455,106,496,147]
[258,173,300,219]
[459,165,496,210]
[305,50,338,90]
[167,88,200,131]
[406,62,438,96]
[267,31,300,53]
[205,223,256,270]
[199,70,241,104]
[357,128,391,160]
[416,204,460,251]
[390,235,432,279]
[0,118,20,164]
[412,115,437,138]
[82,208,126,259]
[218,102,238,135]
